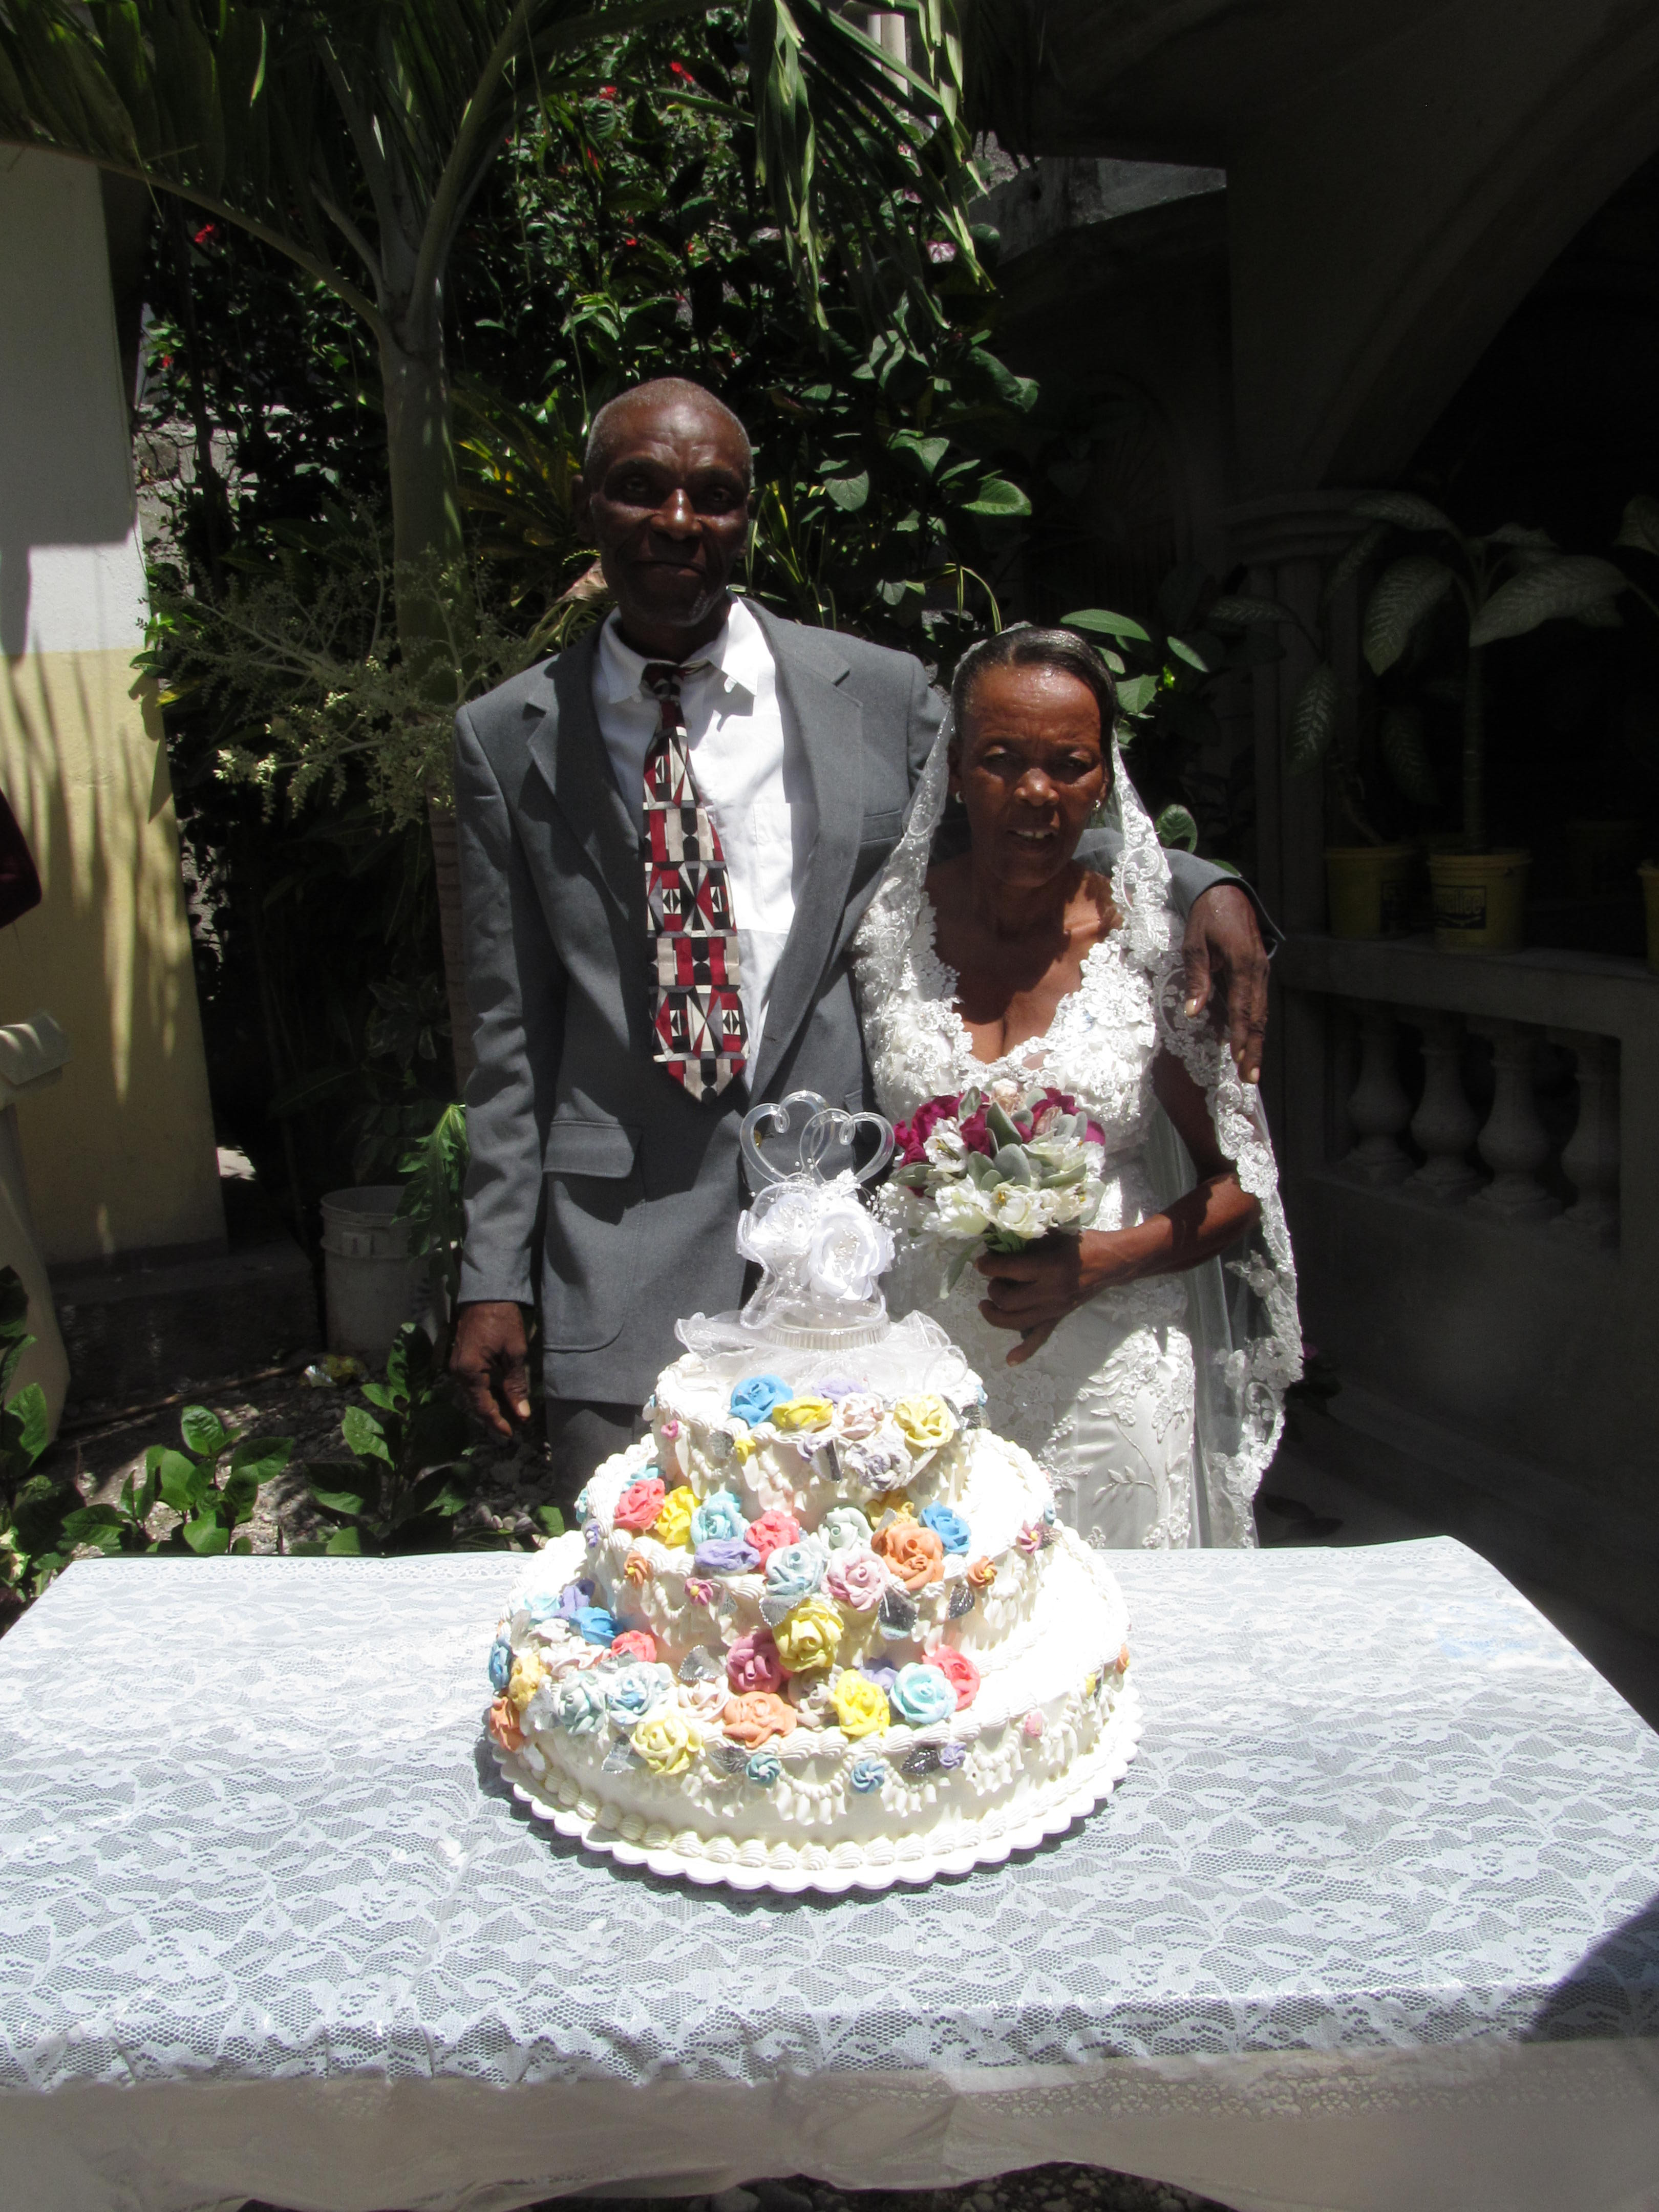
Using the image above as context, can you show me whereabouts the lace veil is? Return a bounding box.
[858,710,1302,1549]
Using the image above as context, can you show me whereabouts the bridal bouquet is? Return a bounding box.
[883,1081,1108,1286]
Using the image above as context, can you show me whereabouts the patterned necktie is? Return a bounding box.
[640,661,748,1099]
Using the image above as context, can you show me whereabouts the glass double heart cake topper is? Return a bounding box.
[732,1092,897,1345]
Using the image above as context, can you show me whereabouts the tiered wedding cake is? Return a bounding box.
[485,1095,1139,1892]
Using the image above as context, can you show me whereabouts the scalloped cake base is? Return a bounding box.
[493,1681,1142,1895]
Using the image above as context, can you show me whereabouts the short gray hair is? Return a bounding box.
[583,377,753,487]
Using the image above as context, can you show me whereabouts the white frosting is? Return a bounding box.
[488,1339,1136,1891]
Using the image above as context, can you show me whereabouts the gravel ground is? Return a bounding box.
[246,2166,1228,2212]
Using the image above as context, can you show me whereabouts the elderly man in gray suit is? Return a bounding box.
[450,377,1271,1490]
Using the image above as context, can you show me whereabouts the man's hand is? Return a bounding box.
[1181,883,1268,1086]
[977,1230,1147,1366]
[451,1301,531,1438]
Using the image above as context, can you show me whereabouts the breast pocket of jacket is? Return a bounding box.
[540,1119,644,1352]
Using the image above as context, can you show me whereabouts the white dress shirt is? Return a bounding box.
[593,599,817,1054]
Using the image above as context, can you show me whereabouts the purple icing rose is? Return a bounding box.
[817,1376,860,1400]
[694,1536,761,1576]
[558,1578,597,1618]
[860,1656,899,1692]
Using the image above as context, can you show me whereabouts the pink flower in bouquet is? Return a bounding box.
[745,1507,802,1563]
[614,1475,667,1532]
[726,1627,785,1694]
[929,1646,981,1710]
[894,1094,961,1165]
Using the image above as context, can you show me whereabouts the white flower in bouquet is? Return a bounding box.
[989,1077,1024,1111]
[807,1199,895,1305]
[988,1183,1051,1238]
[930,1180,994,1238]
[922,1121,969,1168]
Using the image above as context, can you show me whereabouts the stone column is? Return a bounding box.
[1406,1010,1483,1204]
[1549,1030,1620,1247]
[1467,1019,1560,1222]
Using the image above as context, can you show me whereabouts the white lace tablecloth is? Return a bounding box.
[2,1541,1657,2212]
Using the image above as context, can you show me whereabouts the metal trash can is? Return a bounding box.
[319,1185,419,1363]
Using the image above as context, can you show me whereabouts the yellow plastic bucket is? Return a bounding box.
[1428,850,1530,953]
[1325,845,1415,939]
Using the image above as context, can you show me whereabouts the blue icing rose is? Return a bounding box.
[729,1374,791,1426]
[746,1749,782,1787]
[1043,1503,1057,1525]
[821,1504,873,1553]
[525,1587,567,1624]
[605,1662,673,1730]
[920,1504,971,1554]
[552,1675,607,1735]
[487,1637,513,1692]
[764,1536,829,1603]
[557,1577,597,1619]
[572,1605,617,1647]
[691,1490,748,1545]
[694,1536,760,1576]
[572,1485,591,1517]
[849,1755,887,1794]
[889,1661,956,1727]
[860,1656,898,1692]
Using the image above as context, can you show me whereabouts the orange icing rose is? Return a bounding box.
[487,1695,524,1752]
[872,1518,945,1592]
[624,1549,652,1586]
[721,1690,798,1747]
[1116,1643,1131,1673]
[966,1555,997,1590]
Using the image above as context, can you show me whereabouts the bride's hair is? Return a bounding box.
[949,623,1118,737]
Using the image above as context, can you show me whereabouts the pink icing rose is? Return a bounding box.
[833,1394,885,1441]
[726,1627,785,1695]
[825,1548,888,1610]
[929,1645,981,1710]
[614,1476,667,1533]
[745,1507,802,1564]
[611,1629,658,1665]
[1022,1709,1045,1739]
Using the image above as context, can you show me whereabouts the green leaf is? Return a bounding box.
[1155,804,1200,851]
[1469,556,1628,647]
[1614,494,1659,558]
[219,1466,262,1525]
[824,472,868,511]
[182,1517,231,1557]
[1352,491,1456,535]
[1115,674,1158,716]
[180,1405,231,1460]
[1379,706,1438,806]
[4,1382,49,1469]
[961,476,1031,519]
[308,1460,376,1516]
[228,1436,293,1487]
[1062,607,1152,645]
[1205,594,1295,629]
[1288,664,1339,771]
[342,1405,393,1465]
[1364,556,1457,673]
[155,1449,211,1515]
[325,1526,367,1556]
[991,1143,1033,1185]
[1166,633,1220,673]
[1322,521,1391,607]
[58,1504,124,1555]
[534,1505,566,1538]
[360,1380,398,1411]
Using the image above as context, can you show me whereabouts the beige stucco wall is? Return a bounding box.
[0,147,222,1265]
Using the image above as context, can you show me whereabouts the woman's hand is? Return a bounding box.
[976,1228,1152,1366]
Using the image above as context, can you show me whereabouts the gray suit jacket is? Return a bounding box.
[454,600,1244,1404]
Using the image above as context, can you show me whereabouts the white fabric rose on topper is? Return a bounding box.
[807,1199,895,1306]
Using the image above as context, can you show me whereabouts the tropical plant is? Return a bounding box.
[0,1268,66,1621]
[1290,493,1630,852]
[1063,566,1293,857]
[67,1403,295,1560]
[396,1102,469,1343]
[299,1319,548,1554]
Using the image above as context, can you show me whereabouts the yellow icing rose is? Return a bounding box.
[894,1394,955,1451]
[772,1395,833,1433]
[774,1593,844,1673]
[832,1668,890,1739]
[732,1432,758,1462]
[507,1650,545,1710]
[632,1707,703,1775]
[652,1485,697,1549]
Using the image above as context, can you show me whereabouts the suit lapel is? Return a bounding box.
[748,603,862,1100]
[524,630,641,922]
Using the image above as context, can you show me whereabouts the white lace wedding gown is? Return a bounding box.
[851,731,1301,1550]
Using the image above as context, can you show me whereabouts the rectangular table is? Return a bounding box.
[2,1541,1657,2212]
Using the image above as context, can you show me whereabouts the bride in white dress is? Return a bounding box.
[852,627,1301,1550]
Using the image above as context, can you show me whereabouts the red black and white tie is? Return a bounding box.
[640,661,748,1099]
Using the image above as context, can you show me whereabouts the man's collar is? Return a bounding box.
[595,597,767,707]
